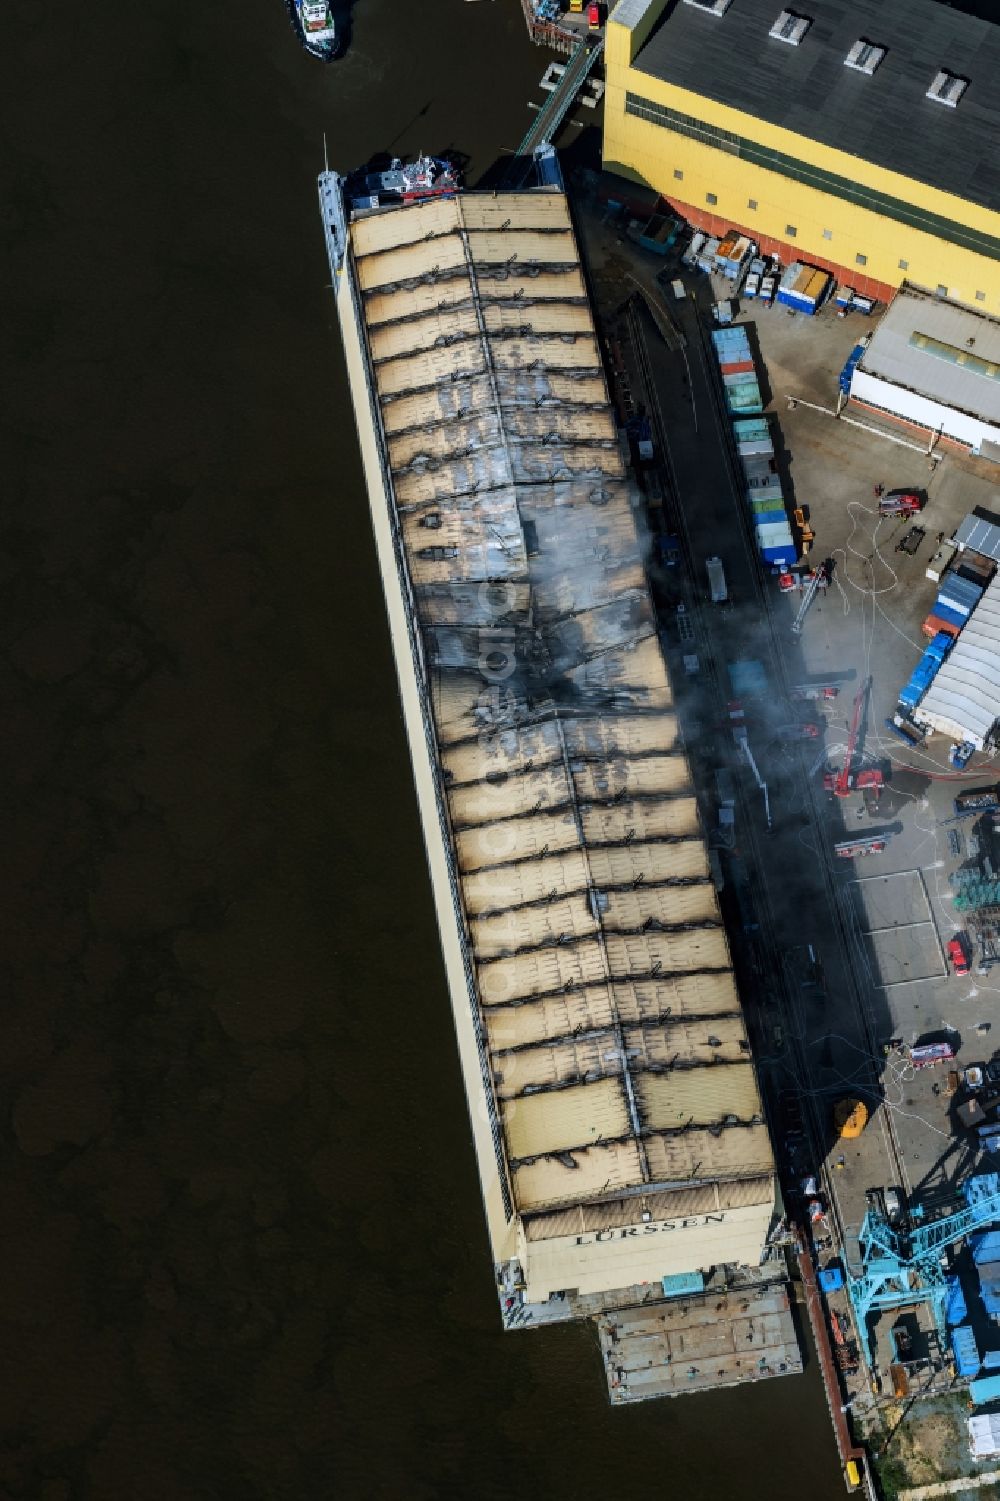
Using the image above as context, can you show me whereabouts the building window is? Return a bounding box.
[977,290,986,302]
[748,198,758,210]
[673,168,683,181]
[856,253,868,266]
[706,192,718,205]
[623,91,1000,264]
[936,284,948,297]
[822,228,832,240]
[786,224,797,238]
[898,258,909,271]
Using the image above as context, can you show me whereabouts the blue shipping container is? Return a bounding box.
[947,1275,968,1326]
[972,1232,1000,1266]
[954,1325,982,1377]
[970,1373,1000,1405]
[932,600,967,629]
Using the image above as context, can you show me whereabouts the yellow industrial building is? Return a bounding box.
[604,0,1000,308]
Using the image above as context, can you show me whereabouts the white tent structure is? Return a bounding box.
[917,573,1000,749]
[969,1412,1000,1459]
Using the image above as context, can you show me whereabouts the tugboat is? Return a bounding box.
[287,0,338,61]
[342,155,461,212]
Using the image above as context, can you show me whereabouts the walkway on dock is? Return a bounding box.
[517,34,604,157]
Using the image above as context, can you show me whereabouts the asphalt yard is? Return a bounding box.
[576,185,1000,1272]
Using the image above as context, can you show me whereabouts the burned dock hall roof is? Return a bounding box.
[343,183,772,1223]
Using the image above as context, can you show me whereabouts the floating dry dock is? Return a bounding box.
[319,149,796,1395]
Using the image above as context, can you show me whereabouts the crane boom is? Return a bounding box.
[836,677,869,799]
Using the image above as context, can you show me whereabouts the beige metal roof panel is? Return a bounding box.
[513,1139,644,1211]
[455,809,580,872]
[496,369,608,407]
[484,302,592,338]
[382,379,493,434]
[355,233,467,293]
[430,670,486,743]
[624,1016,750,1067]
[369,306,480,365]
[478,936,607,1005]
[603,884,720,932]
[388,414,500,468]
[611,972,742,1023]
[471,892,598,961]
[392,446,513,506]
[586,840,709,889]
[478,269,587,302]
[504,1078,629,1160]
[501,406,617,445]
[462,849,592,915]
[440,721,562,786]
[488,336,602,372]
[636,1066,762,1131]
[512,444,620,487]
[447,762,571,827]
[719,1176,775,1210]
[374,341,486,397]
[572,753,689,806]
[581,797,700,845]
[364,281,472,328]
[468,229,577,265]
[604,927,732,978]
[458,193,572,233]
[644,1124,774,1181]
[484,985,615,1053]
[564,715,681,761]
[493,1033,620,1100]
[351,197,461,257]
[525,1181,732,1240]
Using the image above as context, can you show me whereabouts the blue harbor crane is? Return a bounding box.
[847,1175,1000,1359]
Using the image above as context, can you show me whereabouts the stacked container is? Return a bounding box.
[710,333,795,567]
[922,570,985,637]
[775,262,832,316]
[711,327,762,414]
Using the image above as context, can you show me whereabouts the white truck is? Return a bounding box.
[706,555,728,603]
[743,256,766,300]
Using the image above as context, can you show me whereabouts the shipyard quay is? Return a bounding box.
[319,158,779,1332]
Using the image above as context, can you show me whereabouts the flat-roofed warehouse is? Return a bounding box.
[320,164,777,1315]
[604,0,1000,310]
[848,286,1000,457]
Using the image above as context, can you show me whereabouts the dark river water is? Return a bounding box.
[1,1,860,1496]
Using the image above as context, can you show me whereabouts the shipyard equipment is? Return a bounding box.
[847,1174,1000,1362]
[790,564,826,636]
[823,676,884,797]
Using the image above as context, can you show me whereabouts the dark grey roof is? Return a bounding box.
[633,0,1000,213]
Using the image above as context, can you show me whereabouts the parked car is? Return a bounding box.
[948,933,972,976]
[760,272,777,307]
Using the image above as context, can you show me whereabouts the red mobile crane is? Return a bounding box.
[823,676,884,797]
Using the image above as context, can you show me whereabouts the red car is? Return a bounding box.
[947,934,971,976]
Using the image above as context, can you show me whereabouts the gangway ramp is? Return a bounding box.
[518,35,604,158]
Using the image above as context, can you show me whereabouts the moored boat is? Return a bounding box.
[287,0,338,61]
[342,155,461,213]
